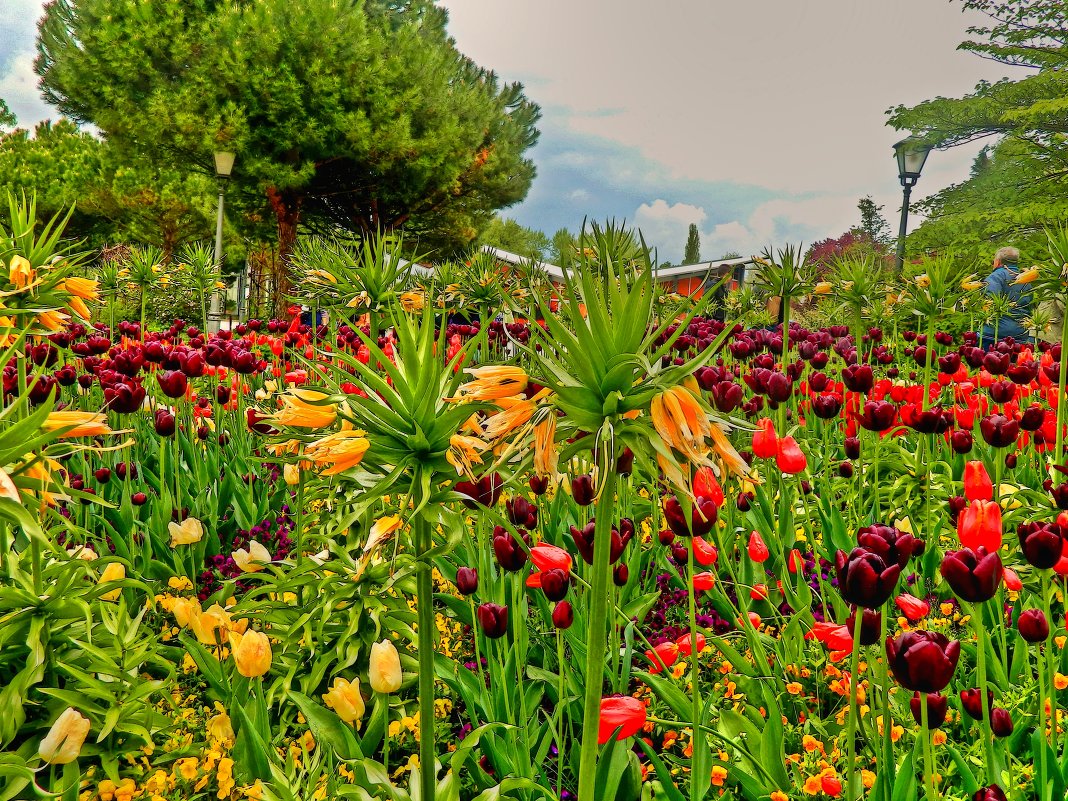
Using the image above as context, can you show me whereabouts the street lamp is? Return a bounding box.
[208,150,236,333]
[893,136,932,274]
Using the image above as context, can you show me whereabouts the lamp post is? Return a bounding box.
[208,150,235,333]
[893,136,932,274]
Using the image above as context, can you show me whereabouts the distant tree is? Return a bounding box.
[0,100,15,129]
[683,223,701,264]
[550,227,577,267]
[477,217,550,260]
[858,195,892,246]
[718,251,742,260]
[37,0,541,299]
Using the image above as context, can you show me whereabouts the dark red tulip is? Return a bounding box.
[215,384,231,404]
[455,473,503,508]
[990,707,1013,737]
[1017,521,1066,569]
[886,631,960,692]
[528,475,549,495]
[909,691,948,728]
[948,495,968,525]
[154,409,176,437]
[456,567,478,596]
[615,447,635,476]
[93,467,111,483]
[972,785,1007,801]
[492,529,528,572]
[846,607,882,646]
[951,430,973,454]
[988,380,1015,404]
[476,603,508,639]
[859,400,896,431]
[960,688,994,720]
[1018,609,1050,643]
[132,492,148,506]
[246,408,275,435]
[1020,405,1045,432]
[835,548,901,609]
[839,461,854,478]
[844,436,860,460]
[552,601,574,629]
[812,394,842,419]
[842,364,874,393]
[979,414,1019,448]
[571,474,595,506]
[613,564,629,586]
[940,547,1002,603]
[664,494,716,538]
[856,524,925,569]
[157,370,188,399]
[540,568,570,601]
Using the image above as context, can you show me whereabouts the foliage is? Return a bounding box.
[36,0,541,269]
[476,217,550,260]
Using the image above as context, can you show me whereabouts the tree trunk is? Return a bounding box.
[267,187,303,315]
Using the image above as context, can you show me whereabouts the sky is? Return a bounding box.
[1,0,1020,262]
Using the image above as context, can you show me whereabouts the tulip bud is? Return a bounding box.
[571,474,595,506]
[747,531,769,563]
[456,567,479,596]
[322,677,366,725]
[951,430,974,454]
[909,692,947,728]
[38,708,91,765]
[230,629,273,678]
[477,603,508,639]
[1018,609,1050,643]
[972,785,1008,801]
[960,688,994,721]
[551,601,574,629]
[990,707,1013,738]
[368,640,403,694]
[844,436,861,460]
[752,418,778,458]
[132,491,148,506]
[613,564,629,586]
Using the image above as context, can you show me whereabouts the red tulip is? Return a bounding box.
[776,435,807,474]
[958,500,1003,552]
[787,548,803,573]
[895,593,930,621]
[645,642,680,673]
[747,531,770,563]
[963,461,993,502]
[693,466,724,506]
[676,632,706,656]
[693,572,716,591]
[598,696,647,744]
[692,536,718,566]
[1002,567,1022,592]
[526,544,573,588]
[752,417,778,459]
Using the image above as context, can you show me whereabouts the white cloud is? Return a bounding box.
[0,52,49,126]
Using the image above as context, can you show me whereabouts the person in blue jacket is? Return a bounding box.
[980,246,1033,349]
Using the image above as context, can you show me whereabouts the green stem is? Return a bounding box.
[878,608,894,790]
[846,609,864,798]
[973,603,998,785]
[415,515,437,801]
[379,691,390,777]
[1037,633,1048,801]
[576,466,619,801]
[920,695,938,801]
[1042,572,1059,758]
[555,630,567,801]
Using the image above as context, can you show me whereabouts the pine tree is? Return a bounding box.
[683,223,701,264]
[858,196,892,246]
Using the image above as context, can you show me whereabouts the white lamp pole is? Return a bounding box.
[208,150,235,333]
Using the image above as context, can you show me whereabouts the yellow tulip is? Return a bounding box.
[38,708,91,765]
[283,462,301,486]
[170,596,202,628]
[1012,267,1040,285]
[322,677,366,725]
[98,562,125,601]
[368,640,403,694]
[168,517,204,546]
[230,629,272,678]
[192,603,237,645]
[232,540,272,573]
[813,281,832,295]
[8,255,34,289]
